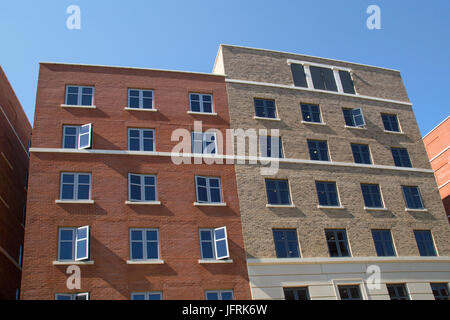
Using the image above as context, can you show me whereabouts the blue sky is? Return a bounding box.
[0,0,449,136]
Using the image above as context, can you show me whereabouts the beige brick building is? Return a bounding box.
[213,45,450,300]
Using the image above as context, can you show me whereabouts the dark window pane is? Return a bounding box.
[290,64,308,88]
[310,66,337,92]
[339,70,355,94]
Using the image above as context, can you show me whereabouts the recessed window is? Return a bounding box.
[402,186,424,209]
[351,144,372,164]
[55,293,89,300]
[338,70,356,94]
[58,226,90,261]
[131,292,162,300]
[273,229,300,258]
[254,98,277,118]
[431,283,449,300]
[205,290,234,300]
[325,229,350,257]
[195,176,222,204]
[260,136,283,158]
[283,287,310,300]
[65,86,94,106]
[265,179,291,205]
[414,230,437,256]
[381,114,400,132]
[60,173,91,201]
[391,148,412,168]
[18,244,23,267]
[290,64,308,88]
[192,132,217,155]
[361,184,383,208]
[129,229,159,261]
[338,285,362,300]
[189,93,213,113]
[62,124,92,149]
[307,140,329,161]
[128,89,154,109]
[128,129,155,151]
[387,284,409,300]
[128,174,157,202]
[343,108,365,127]
[371,230,396,256]
[301,104,322,123]
[316,181,339,207]
[310,66,337,92]
[199,227,230,260]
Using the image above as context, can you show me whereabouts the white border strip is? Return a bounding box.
[429,146,449,162]
[0,104,29,157]
[438,180,450,190]
[423,116,450,139]
[287,58,352,72]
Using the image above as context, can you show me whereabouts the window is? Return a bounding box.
[128,89,154,109]
[338,70,356,94]
[414,230,437,256]
[199,227,230,260]
[381,114,400,132]
[310,66,337,92]
[128,174,157,202]
[315,181,339,207]
[260,136,283,158]
[15,288,20,300]
[60,173,91,201]
[129,229,159,261]
[56,293,89,300]
[254,98,277,118]
[192,132,217,155]
[307,140,329,161]
[65,86,94,106]
[343,108,365,127]
[387,284,409,300]
[290,64,308,88]
[205,290,234,300]
[361,184,383,208]
[273,229,300,258]
[131,292,162,300]
[301,104,322,123]
[265,179,291,205]
[371,230,396,256]
[22,206,26,226]
[58,226,90,261]
[402,186,424,209]
[351,144,372,164]
[18,244,23,267]
[189,93,213,113]
[431,283,449,300]
[338,285,362,300]
[195,176,222,204]
[325,229,350,257]
[62,124,92,149]
[128,129,155,151]
[283,287,310,300]
[391,148,412,168]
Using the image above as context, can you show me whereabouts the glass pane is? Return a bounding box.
[60,230,74,241]
[142,185,154,200]
[79,134,90,148]
[216,239,228,258]
[206,292,219,300]
[190,101,200,112]
[76,227,87,239]
[146,230,158,241]
[142,98,153,109]
[200,230,212,241]
[81,94,92,106]
[142,91,153,98]
[62,174,75,184]
[66,94,78,105]
[129,138,140,151]
[76,240,87,259]
[275,241,287,258]
[59,242,73,260]
[82,87,93,94]
[131,242,144,259]
[129,130,140,138]
[56,295,72,300]
[61,184,74,200]
[146,242,158,259]
[284,290,295,300]
[203,102,212,113]
[67,86,79,94]
[131,294,145,300]
[210,188,221,203]
[201,242,214,259]
[214,228,225,240]
[221,292,233,300]
[131,230,143,241]
[78,185,90,200]
[197,186,208,202]
[130,184,141,201]
[143,139,153,151]
[148,293,161,300]
[78,174,90,184]
[129,97,140,108]
[129,90,139,97]
[144,176,155,185]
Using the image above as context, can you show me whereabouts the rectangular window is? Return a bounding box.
[131,292,162,300]
[351,144,372,164]
[343,108,365,127]
[387,284,409,300]
[199,227,230,260]
[381,114,400,132]
[65,86,94,106]
[339,70,356,94]
[307,140,329,161]
[128,174,157,202]
[315,181,339,207]
[402,186,424,209]
[273,229,300,258]
[128,128,155,151]
[283,287,310,300]
[371,230,396,256]
[431,283,449,300]
[414,230,437,256]
[265,179,291,205]
[325,229,350,257]
[58,226,90,261]
[310,66,337,92]
[189,93,213,113]
[195,176,222,203]
[301,104,322,123]
[260,136,283,158]
[338,285,362,300]
[62,124,92,149]
[254,98,277,118]
[192,132,217,155]
[128,89,154,109]
[361,184,383,208]
[60,173,91,201]
[129,229,159,260]
[205,290,234,300]
[18,245,23,267]
[290,64,308,88]
[55,293,89,300]
[391,148,412,168]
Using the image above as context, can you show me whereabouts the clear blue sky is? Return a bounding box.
[1,0,449,136]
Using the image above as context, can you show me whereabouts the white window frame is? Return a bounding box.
[189,93,214,113]
[199,227,230,260]
[65,85,95,106]
[131,292,162,300]
[213,226,229,260]
[259,135,284,158]
[58,226,90,262]
[55,292,90,300]
[191,131,217,155]
[205,290,234,300]
[60,172,92,201]
[78,124,92,149]
[128,128,155,152]
[128,89,154,109]
[128,174,158,202]
[129,228,160,261]
[75,225,90,261]
[62,125,80,149]
[195,176,222,203]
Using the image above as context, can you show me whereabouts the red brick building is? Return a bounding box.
[0,66,32,300]
[423,116,450,223]
[21,63,251,300]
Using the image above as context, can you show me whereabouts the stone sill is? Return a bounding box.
[266,204,296,208]
[126,260,164,265]
[345,125,366,130]
[187,111,218,116]
[317,205,346,210]
[125,201,161,205]
[383,130,404,134]
[301,121,327,126]
[61,104,96,109]
[124,107,158,112]
[405,208,428,212]
[364,207,388,211]
[53,260,94,265]
[253,116,281,121]
[198,259,233,264]
[193,202,227,207]
[55,200,95,204]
